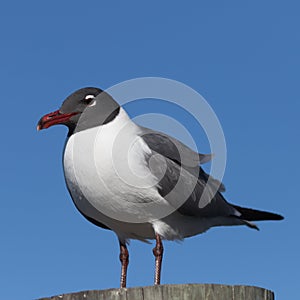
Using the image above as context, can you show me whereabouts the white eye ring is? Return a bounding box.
[85,94,95,100]
[89,100,96,107]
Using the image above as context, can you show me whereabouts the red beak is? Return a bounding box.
[37,110,79,131]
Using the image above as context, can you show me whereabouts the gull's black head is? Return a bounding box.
[37,87,120,135]
[60,87,103,115]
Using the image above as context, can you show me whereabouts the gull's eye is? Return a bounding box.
[83,94,95,104]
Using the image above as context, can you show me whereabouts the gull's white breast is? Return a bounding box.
[63,108,168,225]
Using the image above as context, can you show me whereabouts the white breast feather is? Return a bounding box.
[63,108,170,224]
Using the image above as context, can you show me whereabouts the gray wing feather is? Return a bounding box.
[139,126,225,192]
[146,151,236,218]
[139,126,213,167]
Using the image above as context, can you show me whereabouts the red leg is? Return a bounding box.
[152,233,164,285]
[119,241,129,288]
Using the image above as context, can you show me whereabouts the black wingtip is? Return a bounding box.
[263,212,284,221]
[232,204,284,222]
[245,220,260,231]
[274,214,284,221]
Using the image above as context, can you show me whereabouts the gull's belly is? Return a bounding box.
[63,126,169,224]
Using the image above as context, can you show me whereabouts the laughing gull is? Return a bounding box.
[37,87,283,288]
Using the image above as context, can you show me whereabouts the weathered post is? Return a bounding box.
[39,284,275,300]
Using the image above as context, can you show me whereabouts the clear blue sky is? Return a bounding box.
[0,1,298,299]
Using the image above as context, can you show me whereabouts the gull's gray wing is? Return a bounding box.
[145,150,235,218]
[138,126,225,192]
[138,126,213,167]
